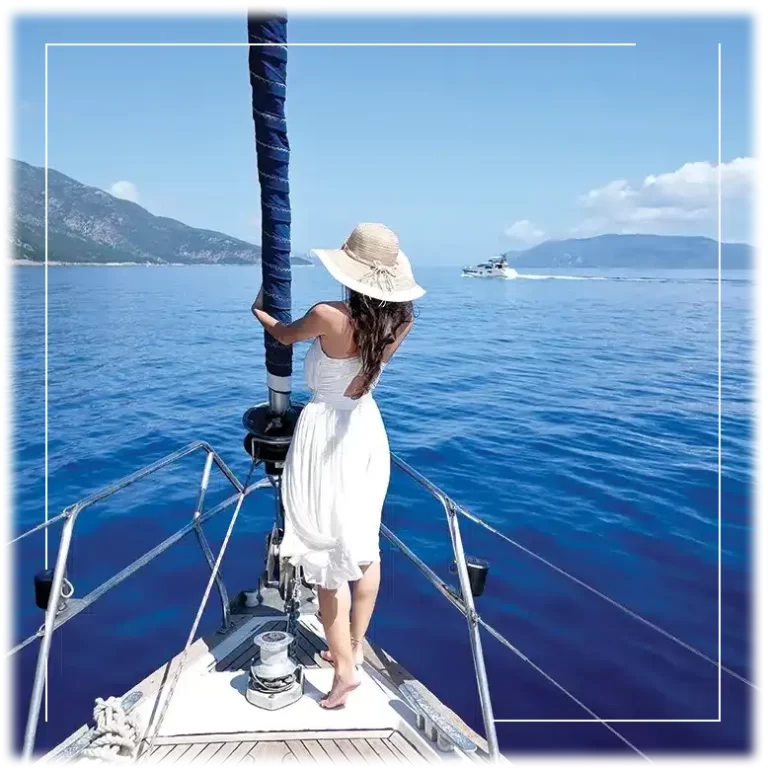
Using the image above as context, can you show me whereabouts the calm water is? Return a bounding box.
[12,264,752,755]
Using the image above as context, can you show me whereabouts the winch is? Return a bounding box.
[245,630,304,710]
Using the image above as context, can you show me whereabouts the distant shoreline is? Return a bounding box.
[10,260,746,270]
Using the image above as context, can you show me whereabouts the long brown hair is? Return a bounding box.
[346,289,414,396]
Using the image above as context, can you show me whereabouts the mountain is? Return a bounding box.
[505,234,752,269]
[10,159,313,266]
[13,160,751,270]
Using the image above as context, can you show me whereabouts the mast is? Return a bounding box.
[243,14,301,478]
[248,14,292,415]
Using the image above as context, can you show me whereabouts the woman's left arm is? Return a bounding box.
[252,298,331,345]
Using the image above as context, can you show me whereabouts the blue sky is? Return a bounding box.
[13,14,753,264]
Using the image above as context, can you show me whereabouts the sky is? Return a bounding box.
[12,14,753,265]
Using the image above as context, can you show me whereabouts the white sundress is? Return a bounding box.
[280,337,390,590]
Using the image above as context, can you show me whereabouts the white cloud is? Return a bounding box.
[109,181,140,203]
[504,219,547,247]
[572,157,754,237]
[643,157,753,202]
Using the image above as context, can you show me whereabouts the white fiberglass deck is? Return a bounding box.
[136,616,410,739]
[43,599,490,764]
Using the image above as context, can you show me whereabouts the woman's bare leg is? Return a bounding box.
[350,561,381,653]
[321,562,381,667]
[317,583,358,708]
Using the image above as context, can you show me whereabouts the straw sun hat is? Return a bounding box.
[311,223,426,303]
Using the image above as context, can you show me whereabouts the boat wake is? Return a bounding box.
[461,271,741,284]
[461,266,608,281]
[513,273,609,281]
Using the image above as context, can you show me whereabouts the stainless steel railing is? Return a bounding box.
[9,442,270,759]
[10,442,503,761]
[386,453,500,760]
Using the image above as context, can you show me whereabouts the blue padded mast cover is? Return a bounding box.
[248,15,292,385]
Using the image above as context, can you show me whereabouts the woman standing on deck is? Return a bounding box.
[251,223,425,710]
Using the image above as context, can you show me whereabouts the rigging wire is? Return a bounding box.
[457,504,755,690]
[480,619,654,762]
[136,459,258,762]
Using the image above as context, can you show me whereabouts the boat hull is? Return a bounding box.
[462,267,519,279]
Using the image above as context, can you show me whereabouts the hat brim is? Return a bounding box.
[311,247,426,303]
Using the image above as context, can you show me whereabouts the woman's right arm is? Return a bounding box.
[252,301,334,345]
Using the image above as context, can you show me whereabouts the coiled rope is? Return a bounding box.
[80,697,139,763]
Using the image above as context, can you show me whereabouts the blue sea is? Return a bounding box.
[11,264,752,756]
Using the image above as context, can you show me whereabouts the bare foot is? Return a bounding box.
[319,675,360,710]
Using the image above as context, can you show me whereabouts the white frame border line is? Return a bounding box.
[46,42,636,47]
[44,37,723,723]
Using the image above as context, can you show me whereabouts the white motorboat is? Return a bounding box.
[462,256,517,279]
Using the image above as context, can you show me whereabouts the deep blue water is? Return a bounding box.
[12,264,752,756]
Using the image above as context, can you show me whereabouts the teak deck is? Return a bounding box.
[147,732,430,764]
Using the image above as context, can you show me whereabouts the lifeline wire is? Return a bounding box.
[481,619,654,762]
[458,505,755,690]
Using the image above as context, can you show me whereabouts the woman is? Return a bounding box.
[251,222,425,710]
